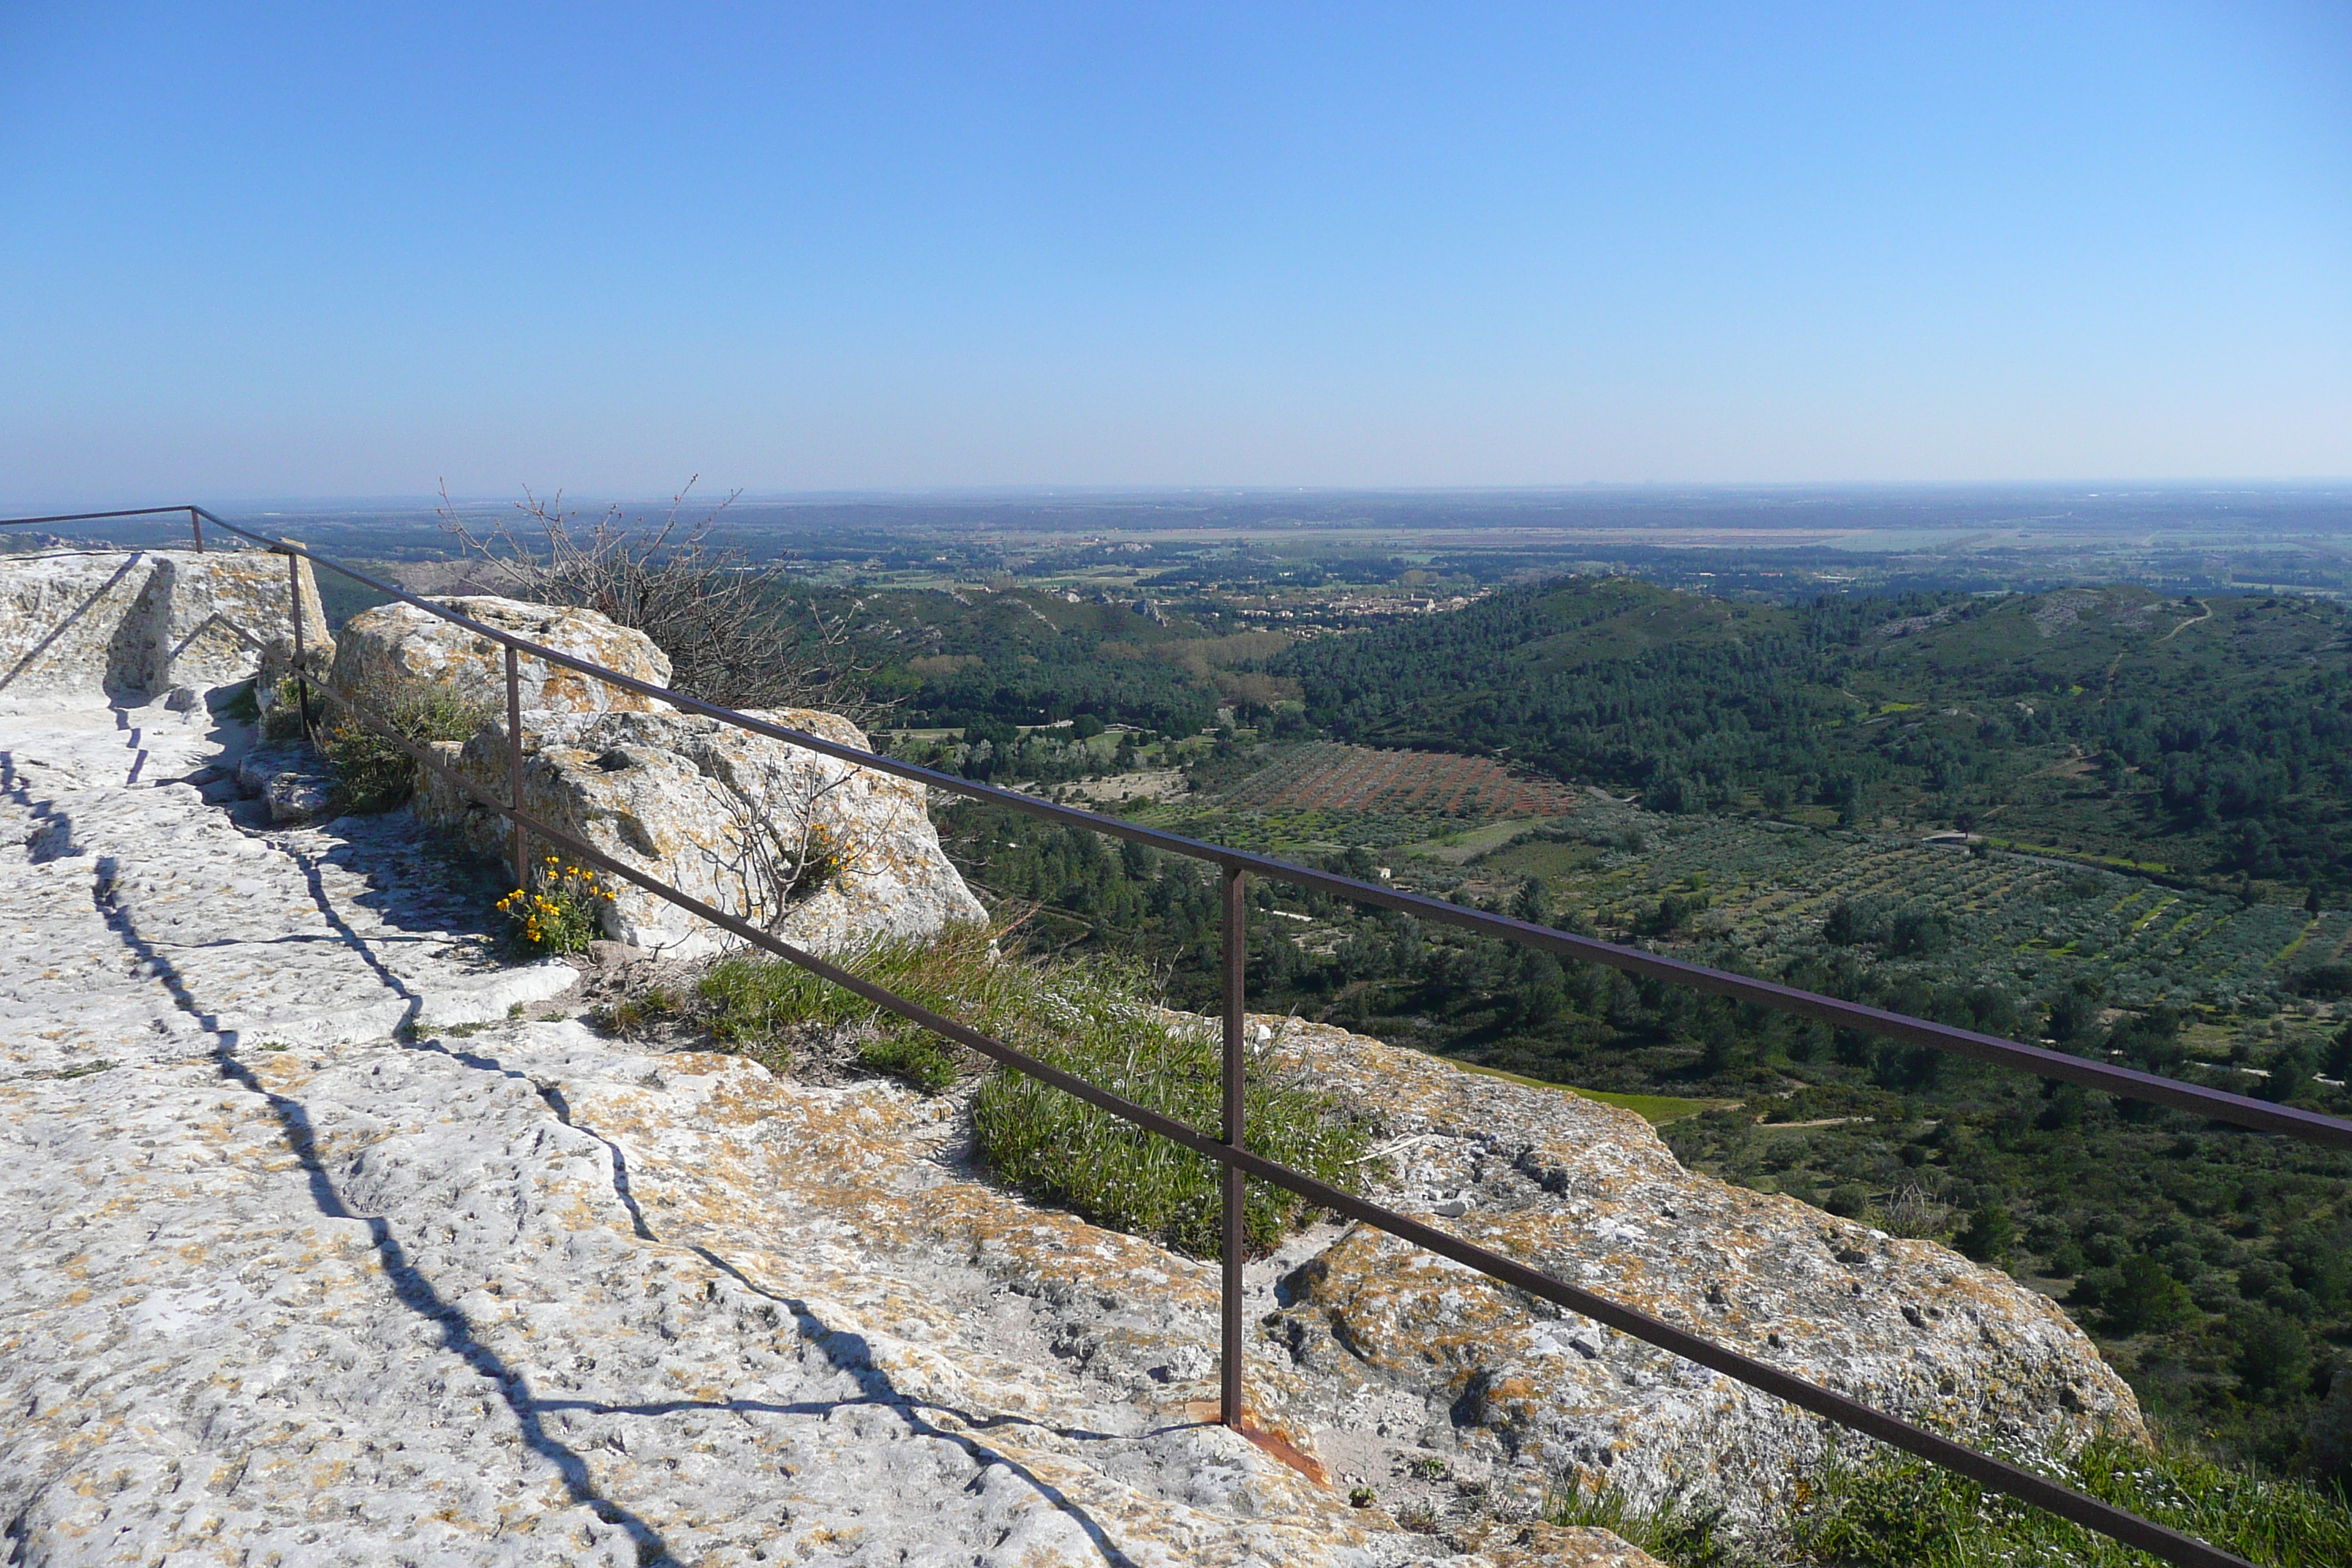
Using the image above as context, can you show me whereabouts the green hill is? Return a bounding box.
[1275,577,2352,900]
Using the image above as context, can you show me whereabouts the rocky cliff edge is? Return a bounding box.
[0,558,2142,1567]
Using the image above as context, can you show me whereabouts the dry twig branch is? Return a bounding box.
[435,479,886,718]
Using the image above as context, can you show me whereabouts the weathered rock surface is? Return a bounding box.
[0,547,327,698]
[1251,1020,2145,1526]
[235,740,338,823]
[0,695,573,1073]
[1,675,2143,1561]
[330,595,979,958]
[0,1019,1651,1567]
[331,594,674,715]
[418,706,987,957]
[8,685,1627,1566]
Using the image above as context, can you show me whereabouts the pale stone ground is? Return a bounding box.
[0,691,573,1074]
[0,672,2145,1568]
[0,689,1641,1568]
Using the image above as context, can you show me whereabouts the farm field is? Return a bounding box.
[1450,803,2347,1013]
[1220,741,1583,818]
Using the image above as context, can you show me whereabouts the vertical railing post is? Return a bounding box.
[188,506,205,553]
[1220,864,1247,1428]
[505,644,527,889]
[284,547,314,739]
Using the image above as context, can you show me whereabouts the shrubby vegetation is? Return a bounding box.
[695,921,1373,1258]
[438,486,870,715]
[317,679,494,815]
[1551,1434,2352,1568]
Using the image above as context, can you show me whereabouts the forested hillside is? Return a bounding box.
[834,584,1252,735]
[941,785,2352,1478]
[1274,576,2352,900]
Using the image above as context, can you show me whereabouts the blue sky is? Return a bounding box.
[2,2,2347,502]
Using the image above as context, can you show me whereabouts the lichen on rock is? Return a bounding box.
[419,705,987,957]
[330,592,674,715]
[331,592,981,959]
[1248,1018,2144,1528]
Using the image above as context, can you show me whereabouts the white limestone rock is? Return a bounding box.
[418,706,987,957]
[0,1019,1642,1567]
[0,693,573,1074]
[1249,1019,2147,1529]
[264,768,334,823]
[331,594,674,715]
[0,547,327,699]
[235,741,337,823]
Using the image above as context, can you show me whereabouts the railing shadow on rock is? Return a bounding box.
[12,504,2350,1568]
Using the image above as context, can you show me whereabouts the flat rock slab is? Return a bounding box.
[0,695,571,1072]
[0,1022,1637,1567]
[1,690,1631,1567]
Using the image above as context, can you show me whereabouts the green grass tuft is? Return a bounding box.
[218,679,262,725]
[260,678,308,740]
[1548,1486,1738,1567]
[1551,1435,2352,1568]
[592,984,681,1040]
[696,921,1377,1257]
[319,680,495,814]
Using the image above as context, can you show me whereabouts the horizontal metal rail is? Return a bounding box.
[165,505,2350,1151]
[0,503,206,550]
[14,501,2328,1568]
[317,666,2255,1568]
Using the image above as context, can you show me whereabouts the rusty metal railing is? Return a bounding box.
[12,503,2348,1568]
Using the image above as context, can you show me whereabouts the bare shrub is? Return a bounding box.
[1870,1182,1953,1241]
[705,766,880,933]
[435,480,878,717]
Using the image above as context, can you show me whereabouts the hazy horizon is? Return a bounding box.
[18,478,2352,513]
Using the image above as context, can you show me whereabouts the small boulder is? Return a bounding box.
[330,595,672,716]
[235,744,336,825]
[418,706,985,958]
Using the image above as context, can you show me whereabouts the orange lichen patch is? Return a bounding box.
[649,1052,734,1077]
[1452,1519,1668,1568]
